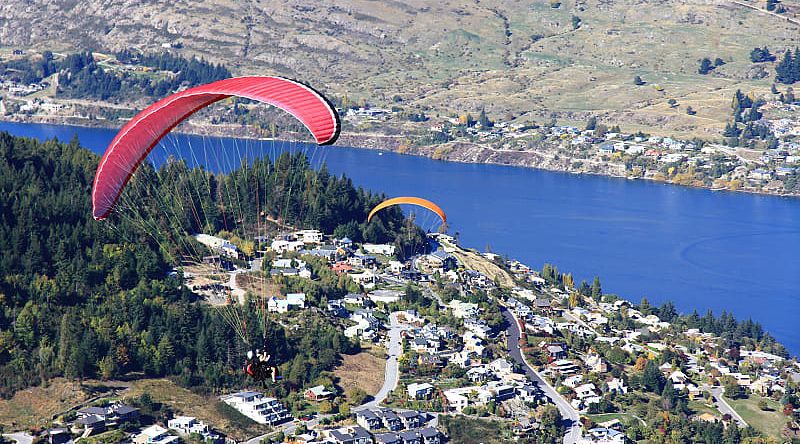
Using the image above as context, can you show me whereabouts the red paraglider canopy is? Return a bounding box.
[92,76,340,220]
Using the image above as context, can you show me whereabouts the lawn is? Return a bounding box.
[725,395,785,439]
[586,412,644,426]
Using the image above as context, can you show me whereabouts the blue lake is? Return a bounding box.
[2,121,798,355]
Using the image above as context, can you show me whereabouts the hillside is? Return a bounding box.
[1,0,799,137]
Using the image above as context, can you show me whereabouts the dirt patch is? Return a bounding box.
[235,273,281,297]
[334,351,385,399]
[0,378,89,430]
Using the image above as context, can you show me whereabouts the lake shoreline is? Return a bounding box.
[4,115,798,201]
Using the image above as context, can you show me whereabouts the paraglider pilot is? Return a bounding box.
[244,348,280,383]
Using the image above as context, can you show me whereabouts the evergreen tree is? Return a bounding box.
[698,58,714,75]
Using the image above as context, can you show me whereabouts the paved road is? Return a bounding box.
[502,306,582,444]
[3,433,33,444]
[708,386,748,427]
[358,312,404,409]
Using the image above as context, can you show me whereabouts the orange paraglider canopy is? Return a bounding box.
[367,197,446,224]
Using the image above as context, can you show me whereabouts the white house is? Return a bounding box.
[363,243,396,256]
[133,425,180,444]
[167,417,220,442]
[267,293,306,313]
[220,391,292,425]
[294,230,324,244]
[407,382,435,400]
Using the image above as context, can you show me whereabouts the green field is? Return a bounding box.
[725,396,785,438]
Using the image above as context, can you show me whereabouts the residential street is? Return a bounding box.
[502,306,582,444]
[708,386,748,427]
[357,312,404,409]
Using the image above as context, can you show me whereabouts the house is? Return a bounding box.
[327,299,349,317]
[412,336,439,354]
[407,382,435,400]
[486,381,515,401]
[294,229,324,244]
[417,428,441,444]
[545,344,567,360]
[584,353,607,373]
[272,258,307,269]
[110,404,140,422]
[398,411,425,429]
[374,409,403,431]
[344,293,368,306]
[575,383,598,400]
[426,250,457,271]
[350,269,376,286]
[47,429,71,444]
[220,391,292,425]
[333,262,354,274]
[450,350,472,368]
[551,359,580,375]
[167,417,221,443]
[305,385,333,401]
[324,426,372,444]
[489,358,514,377]
[563,375,584,388]
[388,260,406,274]
[303,245,341,261]
[349,254,377,268]
[467,366,491,383]
[516,384,541,403]
[267,293,306,313]
[580,427,625,444]
[669,370,688,387]
[607,378,627,395]
[374,432,402,444]
[363,243,396,256]
[75,416,105,436]
[399,430,423,444]
[442,389,470,412]
[133,425,180,444]
[355,409,384,431]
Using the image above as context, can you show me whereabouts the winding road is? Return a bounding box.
[501,306,582,444]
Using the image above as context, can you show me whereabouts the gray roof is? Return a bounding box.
[76,415,104,425]
[419,427,440,438]
[78,407,106,415]
[374,433,401,444]
[112,405,139,415]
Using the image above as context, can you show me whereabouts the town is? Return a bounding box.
[10,222,798,444]
[1,49,799,199]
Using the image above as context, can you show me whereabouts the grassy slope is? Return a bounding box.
[1,0,799,137]
[725,396,785,439]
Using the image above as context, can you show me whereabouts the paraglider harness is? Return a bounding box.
[244,349,281,383]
